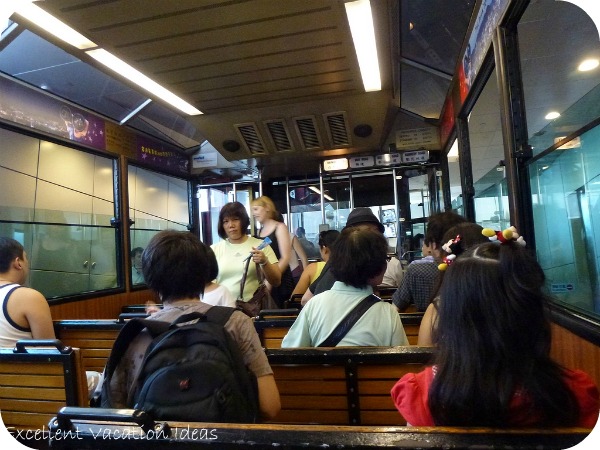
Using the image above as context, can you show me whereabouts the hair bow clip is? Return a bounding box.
[438,235,461,271]
[482,226,526,246]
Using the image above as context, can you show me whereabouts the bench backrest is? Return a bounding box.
[0,340,88,431]
[266,346,433,425]
[47,407,592,449]
[255,312,423,348]
[54,320,124,373]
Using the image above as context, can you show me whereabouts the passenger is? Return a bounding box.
[391,232,600,427]
[291,230,340,304]
[201,246,236,308]
[130,246,144,285]
[289,229,309,286]
[211,202,281,304]
[0,237,55,346]
[281,227,408,347]
[0,236,101,397]
[417,222,489,346]
[251,196,293,307]
[301,207,401,304]
[105,230,281,419]
[392,211,466,312]
[295,226,320,259]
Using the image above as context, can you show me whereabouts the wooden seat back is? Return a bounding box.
[54,320,124,373]
[0,340,88,431]
[255,312,423,348]
[266,346,433,425]
[47,407,593,449]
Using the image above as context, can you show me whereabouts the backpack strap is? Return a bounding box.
[317,294,380,347]
[204,306,237,326]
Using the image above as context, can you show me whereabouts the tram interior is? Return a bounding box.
[0,3,599,330]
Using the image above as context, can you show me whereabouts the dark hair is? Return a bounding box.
[296,227,306,238]
[318,230,340,248]
[130,247,144,258]
[0,237,24,273]
[330,228,387,288]
[428,241,579,426]
[217,202,250,239]
[142,230,212,302]
[207,247,219,281]
[424,211,466,248]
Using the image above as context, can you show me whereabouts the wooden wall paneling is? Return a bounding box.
[550,322,600,388]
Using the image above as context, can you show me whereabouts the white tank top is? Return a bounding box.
[0,283,33,347]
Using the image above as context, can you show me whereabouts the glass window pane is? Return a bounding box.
[530,125,600,319]
[0,166,36,222]
[0,127,118,298]
[519,1,600,156]
[469,70,505,224]
[129,165,191,286]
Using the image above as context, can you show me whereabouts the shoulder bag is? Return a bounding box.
[235,256,278,318]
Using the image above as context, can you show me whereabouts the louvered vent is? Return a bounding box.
[234,123,266,155]
[293,116,323,151]
[264,119,294,152]
[324,111,351,148]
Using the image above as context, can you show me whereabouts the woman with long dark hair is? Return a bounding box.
[392,234,599,427]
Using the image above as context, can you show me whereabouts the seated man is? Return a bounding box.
[392,211,466,312]
[0,237,55,346]
[104,230,281,420]
[281,227,408,347]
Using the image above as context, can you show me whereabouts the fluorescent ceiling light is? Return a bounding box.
[545,111,561,120]
[13,1,96,49]
[308,185,333,201]
[344,0,381,92]
[87,49,202,116]
[578,58,599,71]
[12,2,202,116]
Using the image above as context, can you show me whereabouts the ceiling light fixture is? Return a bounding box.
[87,49,202,116]
[578,58,599,72]
[13,1,96,49]
[12,2,202,116]
[344,0,381,92]
[545,111,561,120]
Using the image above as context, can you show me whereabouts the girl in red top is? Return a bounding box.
[391,230,599,428]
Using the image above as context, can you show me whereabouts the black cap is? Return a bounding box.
[345,208,385,233]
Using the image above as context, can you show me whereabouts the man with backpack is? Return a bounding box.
[101,230,281,422]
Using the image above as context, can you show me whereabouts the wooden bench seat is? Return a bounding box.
[266,346,433,425]
[47,407,592,449]
[0,340,88,432]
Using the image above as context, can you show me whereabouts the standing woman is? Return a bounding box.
[251,196,294,307]
[211,202,281,305]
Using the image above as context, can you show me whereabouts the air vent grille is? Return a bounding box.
[324,111,351,148]
[293,116,323,151]
[234,123,266,155]
[264,119,294,152]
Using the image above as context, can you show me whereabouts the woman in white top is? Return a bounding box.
[211,202,281,302]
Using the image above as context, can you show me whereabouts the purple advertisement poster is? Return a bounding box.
[137,135,189,175]
[0,76,105,149]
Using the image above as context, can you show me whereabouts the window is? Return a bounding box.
[0,128,117,298]
[128,165,190,285]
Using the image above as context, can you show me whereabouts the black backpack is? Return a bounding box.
[100,307,258,423]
